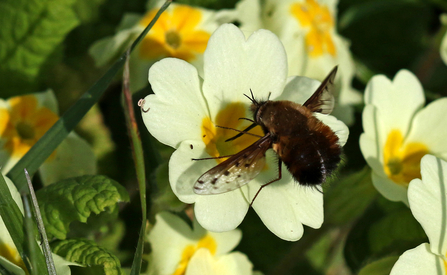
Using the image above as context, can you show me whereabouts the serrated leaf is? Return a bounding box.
[36,175,129,240]
[0,0,80,96]
[358,256,399,275]
[325,166,378,225]
[51,239,125,275]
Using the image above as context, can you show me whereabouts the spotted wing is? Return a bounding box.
[303,66,337,114]
[194,134,272,195]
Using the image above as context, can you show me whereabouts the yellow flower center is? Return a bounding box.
[383,130,429,186]
[165,30,181,49]
[0,95,59,158]
[172,234,217,275]
[16,122,36,140]
[0,243,28,273]
[201,102,265,163]
[290,0,336,57]
[139,5,211,61]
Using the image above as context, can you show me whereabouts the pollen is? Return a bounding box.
[201,102,264,163]
[0,95,58,158]
[172,234,217,275]
[290,0,336,57]
[139,5,211,61]
[0,243,28,273]
[383,129,429,186]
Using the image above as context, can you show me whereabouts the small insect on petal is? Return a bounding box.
[193,67,342,206]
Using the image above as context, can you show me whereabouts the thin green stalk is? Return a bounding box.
[123,3,173,273]
[24,169,57,275]
[123,47,147,275]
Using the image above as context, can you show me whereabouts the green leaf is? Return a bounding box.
[368,206,427,255]
[358,256,399,275]
[344,199,427,272]
[0,0,80,96]
[324,166,378,225]
[51,239,125,275]
[36,175,129,240]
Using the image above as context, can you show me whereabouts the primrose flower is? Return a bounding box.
[146,212,253,275]
[360,70,447,204]
[89,1,232,92]
[390,155,447,274]
[234,0,361,125]
[141,24,348,241]
[0,175,78,274]
[0,90,96,185]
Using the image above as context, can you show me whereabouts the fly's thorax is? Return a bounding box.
[255,100,312,137]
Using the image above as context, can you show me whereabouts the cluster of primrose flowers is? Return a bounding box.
[3,0,447,274]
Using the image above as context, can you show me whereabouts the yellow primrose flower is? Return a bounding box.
[146,212,254,275]
[390,155,447,274]
[290,0,336,57]
[360,70,447,204]
[89,1,233,92]
[0,175,78,275]
[0,94,58,160]
[138,5,211,62]
[0,91,96,185]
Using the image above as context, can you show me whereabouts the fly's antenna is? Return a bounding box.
[244,89,259,106]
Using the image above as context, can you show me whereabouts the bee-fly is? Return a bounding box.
[193,66,342,205]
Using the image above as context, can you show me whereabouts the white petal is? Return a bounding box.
[234,0,264,32]
[364,70,424,138]
[371,171,409,205]
[148,212,201,275]
[359,134,386,177]
[209,229,242,256]
[39,132,97,185]
[249,153,324,241]
[144,58,209,148]
[194,190,250,232]
[408,155,447,256]
[185,249,253,275]
[277,76,321,104]
[34,89,59,114]
[405,98,447,159]
[390,243,444,275]
[203,24,288,119]
[169,140,216,204]
[361,104,385,146]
